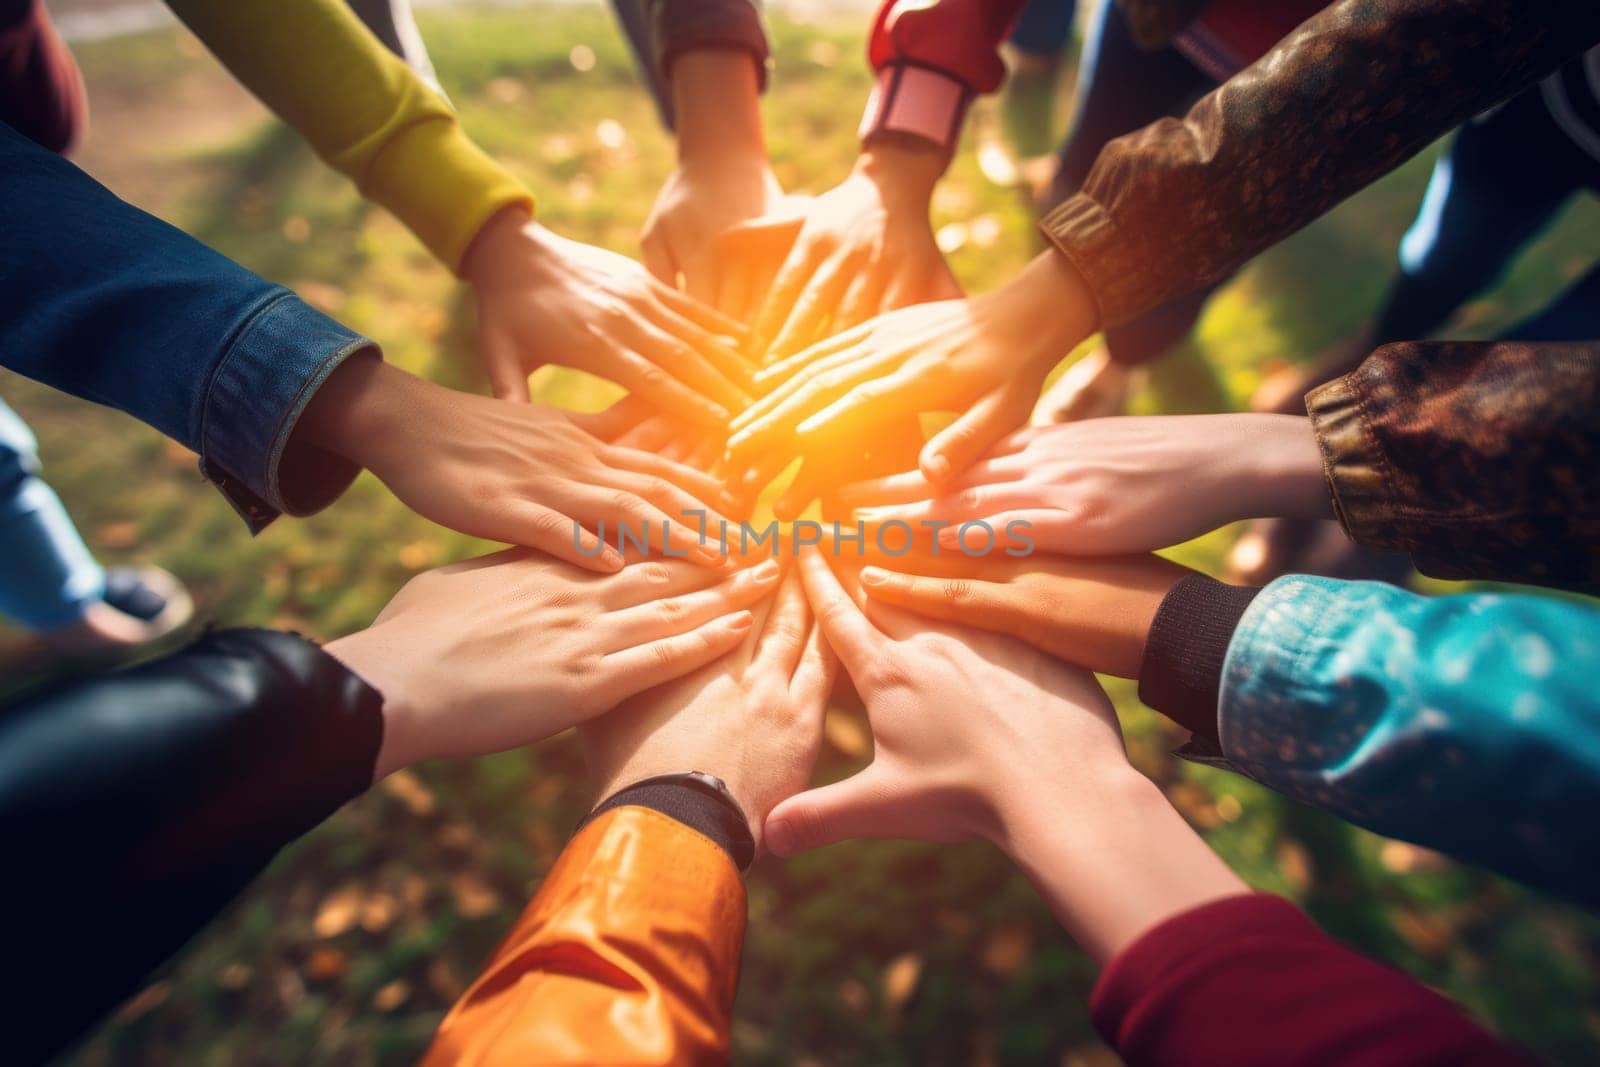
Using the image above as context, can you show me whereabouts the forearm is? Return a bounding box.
[650,0,769,98]
[0,123,371,530]
[164,0,532,272]
[0,630,382,1063]
[1042,0,1600,325]
[998,768,1246,964]
[672,48,766,168]
[1309,339,1600,593]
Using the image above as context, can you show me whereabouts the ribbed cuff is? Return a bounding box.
[858,64,972,152]
[199,291,373,532]
[585,778,755,870]
[654,0,770,91]
[1137,574,1260,743]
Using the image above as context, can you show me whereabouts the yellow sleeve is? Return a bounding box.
[419,807,746,1066]
[165,0,533,274]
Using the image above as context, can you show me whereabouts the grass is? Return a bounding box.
[7,4,1600,1064]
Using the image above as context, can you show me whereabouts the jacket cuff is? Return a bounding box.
[858,65,973,152]
[1037,194,1123,328]
[199,292,374,532]
[359,115,534,275]
[1138,575,1260,743]
[585,778,755,870]
[1090,893,1317,1043]
[1305,371,1404,553]
[653,0,770,91]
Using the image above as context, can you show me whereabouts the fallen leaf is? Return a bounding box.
[304,946,349,983]
[384,769,437,817]
[980,924,1032,978]
[313,882,364,938]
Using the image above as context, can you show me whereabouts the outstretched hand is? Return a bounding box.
[297,355,738,569]
[326,551,782,779]
[840,413,1331,554]
[463,207,753,425]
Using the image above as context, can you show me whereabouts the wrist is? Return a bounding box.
[854,138,947,204]
[989,251,1098,374]
[293,350,415,472]
[324,627,421,782]
[673,49,766,167]
[461,204,541,287]
[1230,414,1332,521]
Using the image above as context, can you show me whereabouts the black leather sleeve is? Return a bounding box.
[0,628,383,1064]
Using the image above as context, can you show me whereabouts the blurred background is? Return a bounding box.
[8,1,1600,1063]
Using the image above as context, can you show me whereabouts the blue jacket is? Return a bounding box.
[1216,575,1600,908]
[0,120,373,530]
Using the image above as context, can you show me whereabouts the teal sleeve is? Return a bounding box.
[1218,575,1600,907]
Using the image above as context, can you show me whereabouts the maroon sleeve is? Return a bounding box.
[1091,894,1529,1067]
[649,0,769,88]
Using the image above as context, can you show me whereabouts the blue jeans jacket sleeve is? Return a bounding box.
[0,121,374,531]
[1218,575,1600,908]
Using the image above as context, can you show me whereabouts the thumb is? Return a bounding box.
[481,334,532,403]
[764,766,900,856]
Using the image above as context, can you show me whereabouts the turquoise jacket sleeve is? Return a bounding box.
[1217,575,1600,908]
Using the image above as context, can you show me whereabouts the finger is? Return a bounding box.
[764,767,902,856]
[935,508,1071,553]
[605,559,781,647]
[834,262,888,333]
[796,548,881,676]
[602,444,738,514]
[793,367,921,444]
[751,321,876,395]
[855,484,1041,528]
[750,236,827,353]
[598,611,755,701]
[728,353,900,460]
[640,231,679,287]
[619,314,750,412]
[920,388,1032,485]
[481,333,532,404]
[641,298,757,395]
[610,470,738,558]
[773,457,833,521]
[788,618,837,707]
[569,482,724,565]
[653,279,750,342]
[836,456,1028,509]
[768,249,867,360]
[753,569,811,679]
[857,568,1014,633]
[599,347,731,429]
[509,503,623,573]
[567,395,654,442]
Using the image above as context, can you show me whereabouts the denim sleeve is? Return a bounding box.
[1217,575,1600,908]
[0,121,373,531]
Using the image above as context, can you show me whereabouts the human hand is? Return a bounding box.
[1030,347,1135,424]
[750,142,962,360]
[767,549,1245,961]
[641,50,787,307]
[726,251,1095,513]
[856,551,1191,678]
[325,551,783,779]
[297,356,737,570]
[462,207,752,424]
[839,413,1331,554]
[582,568,835,847]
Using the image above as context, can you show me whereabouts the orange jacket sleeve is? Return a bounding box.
[420,806,746,1066]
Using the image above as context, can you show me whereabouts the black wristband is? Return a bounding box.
[582,772,756,871]
[1137,574,1261,743]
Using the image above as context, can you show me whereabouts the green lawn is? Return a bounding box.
[10,5,1600,1064]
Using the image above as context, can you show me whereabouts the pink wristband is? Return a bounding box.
[858,64,972,151]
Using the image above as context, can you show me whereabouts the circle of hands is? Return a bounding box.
[327,150,1317,864]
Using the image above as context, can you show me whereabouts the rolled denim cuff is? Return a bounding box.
[199,290,373,532]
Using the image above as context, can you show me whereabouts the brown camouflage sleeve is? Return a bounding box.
[1306,340,1600,594]
[1040,0,1600,328]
